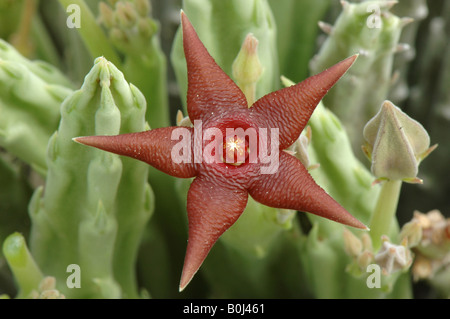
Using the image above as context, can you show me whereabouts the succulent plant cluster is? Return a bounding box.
[0,0,448,299]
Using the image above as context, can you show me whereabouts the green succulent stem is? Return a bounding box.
[58,0,121,68]
[2,232,43,298]
[369,179,402,250]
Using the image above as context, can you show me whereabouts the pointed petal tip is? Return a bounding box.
[71,135,101,148]
[70,135,121,153]
[342,54,359,68]
[357,223,370,231]
[339,216,369,231]
[72,136,89,145]
[180,9,189,26]
[345,214,369,231]
[179,268,196,293]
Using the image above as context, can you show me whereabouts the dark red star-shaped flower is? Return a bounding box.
[74,12,366,291]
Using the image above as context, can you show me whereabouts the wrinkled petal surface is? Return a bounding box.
[181,12,248,122]
[251,55,358,150]
[74,127,197,178]
[249,151,367,229]
[75,13,364,292]
[180,175,249,291]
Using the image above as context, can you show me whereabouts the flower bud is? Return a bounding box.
[98,2,115,29]
[232,33,263,105]
[343,228,363,258]
[399,218,423,248]
[413,210,450,259]
[287,126,320,170]
[411,254,432,281]
[116,2,138,29]
[176,110,192,127]
[363,100,437,183]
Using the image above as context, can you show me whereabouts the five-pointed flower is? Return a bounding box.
[74,12,367,291]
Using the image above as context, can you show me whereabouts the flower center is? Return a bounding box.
[222,134,249,166]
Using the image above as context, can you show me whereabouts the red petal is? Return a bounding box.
[251,55,358,150]
[248,151,367,229]
[73,127,197,178]
[179,175,248,291]
[181,12,248,122]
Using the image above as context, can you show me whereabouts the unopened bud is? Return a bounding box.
[135,0,151,18]
[399,219,423,248]
[232,33,263,106]
[137,18,157,39]
[343,228,363,257]
[116,2,138,29]
[357,250,374,269]
[99,2,116,29]
[411,254,432,281]
[176,110,192,127]
[288,126,319,170]
[363,100,437,183]
[38,276,56,292]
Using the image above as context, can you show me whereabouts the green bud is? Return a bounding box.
[399,218,423,248]
[286,126,319,171]
[135,0,151,18]
[98,1,169,129]
[137,18,157,39]
[99,2,116,29]
[171,0,279,111]
[356,250,374,270]
[232,33,263,106]
[343,228,363,258]
[116,2,138,29]
[363,100,437,183]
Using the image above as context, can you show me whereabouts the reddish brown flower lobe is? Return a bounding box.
[75,11,366,292]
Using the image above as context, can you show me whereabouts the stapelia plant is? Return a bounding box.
[74,12,366,291]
